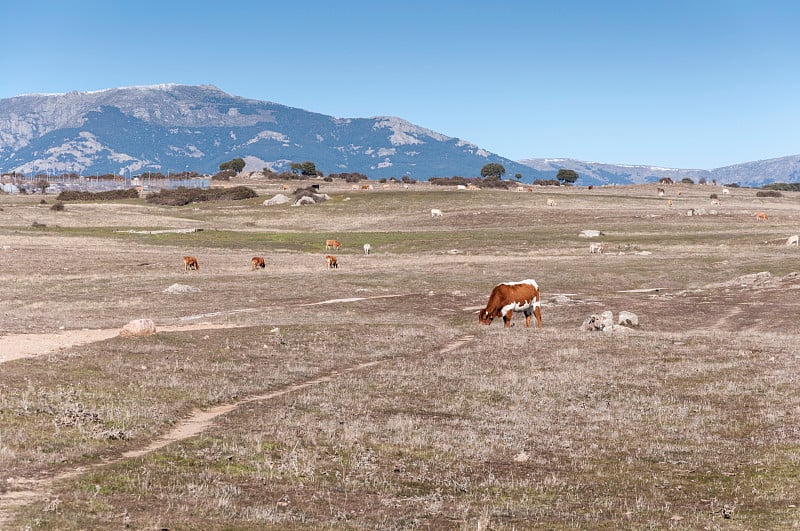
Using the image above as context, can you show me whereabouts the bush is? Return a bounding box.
[429,176,509,189]
[756,190,783,198]
[146,186,257,206]
[57,188,139,201]
[212,169,236,181]
[762,182,800,192]
[50,201,65,211]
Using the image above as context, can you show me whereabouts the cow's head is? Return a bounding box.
[478,309,494,325]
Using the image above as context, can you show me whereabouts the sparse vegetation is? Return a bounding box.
[756,190,783,198]
[2,182,800,528]
[762,182,800,192]
[145,185,257,206]
[57,188,139,201]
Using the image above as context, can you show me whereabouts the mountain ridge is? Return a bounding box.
[1,84,798,186]
[0,84,537,181]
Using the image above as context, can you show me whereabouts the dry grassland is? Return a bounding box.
[1,180,800,529]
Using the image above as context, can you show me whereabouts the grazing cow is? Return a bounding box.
[325,255,338,269]
[183,256,199,271]
[251,256,266,270]
[325,239,342,250]
[467,184,479,191]
[722,188,730,195]
[786,235,799,246]
[516,186,525,192]
[363,243,372,255]
[431,208,443,218]
[657,187,665,197]
[361,184,373,190]
[711,198,720,206]
[667,199,674,208]
[546,199,557,207]
[589,242,605,254]
[478,279,542,329]
[756,212,769,222]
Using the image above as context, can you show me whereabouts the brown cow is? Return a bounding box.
[251,256,266,270]
[183,256,199,271]
[479,279,542,329]
[756,212,769,222]
[325,255,338,269]
[325,239,342,250]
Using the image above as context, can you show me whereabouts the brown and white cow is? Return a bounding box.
[183,256,199,271]
[325,255,338,269]
[325,239,342,250]
[478,279,542,328]
[251,256,266,270]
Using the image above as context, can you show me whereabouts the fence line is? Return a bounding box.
[0,175,210,194]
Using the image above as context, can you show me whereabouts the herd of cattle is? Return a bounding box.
[175,184,798,329]
[181,239,542,328]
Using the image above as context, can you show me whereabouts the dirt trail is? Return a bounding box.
[0,293,418,364]
[0,323,248,364]
[0,293,471,526]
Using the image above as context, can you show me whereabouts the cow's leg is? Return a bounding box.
[524,309,532,328]
[503,311,513,327]
[533,306,543,328]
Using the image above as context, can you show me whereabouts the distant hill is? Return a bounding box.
[518,155,800,188]
[0,84,537,181]
[2,84,797,186]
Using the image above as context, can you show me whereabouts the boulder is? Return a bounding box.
[163,283,200,294]
[263,194,290,206]
[618,311,639,327]
[579,230,603,238]
[119,319,157,338]
[293,195,316,206]
[580,310,614,332]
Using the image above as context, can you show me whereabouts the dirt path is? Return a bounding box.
[0,334,474,526]
[0,292,466,526]
[0,323,248,364]
[0,293,419,364]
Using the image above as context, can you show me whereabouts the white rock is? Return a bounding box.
[119,319,157,337]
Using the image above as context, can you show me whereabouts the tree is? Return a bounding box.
[219,157,245,173]
[480,163,506,179]
[514,173,523,180]
[556,169,579,185]
[290,161,318,176]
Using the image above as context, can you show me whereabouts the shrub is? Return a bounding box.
[756,190,783,198]
[146,186,257,206]
[762,182,800,192]
[50,201,65,211]
[212,169,236,181]
[57,188,139,201]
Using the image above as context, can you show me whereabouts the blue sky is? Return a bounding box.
[2,1,799,169]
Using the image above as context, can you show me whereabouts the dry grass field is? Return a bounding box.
[1,179,799,529]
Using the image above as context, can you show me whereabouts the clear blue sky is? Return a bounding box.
[2,1,799,169]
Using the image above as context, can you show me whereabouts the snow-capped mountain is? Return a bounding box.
[0,84,537,180]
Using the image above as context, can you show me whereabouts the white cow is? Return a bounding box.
[786,235,799,247]
[431,208,443,218]
[363,243,372,255]
[547,199,557,207]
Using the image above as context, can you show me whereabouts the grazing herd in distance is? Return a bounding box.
[175,182,798,330]
[181,238,372,274]
[180,238,541,329]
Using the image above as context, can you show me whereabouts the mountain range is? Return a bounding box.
[1,84,798,187]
